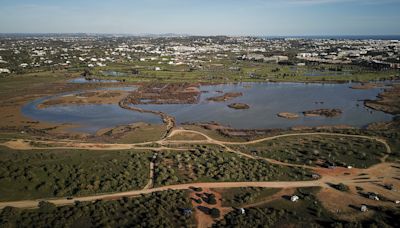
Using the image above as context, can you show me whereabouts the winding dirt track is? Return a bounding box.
[0,128,396,210]
[1,161,398,209]
[1,129,391,155]
[0,180,327,209]
[165,129,391,154]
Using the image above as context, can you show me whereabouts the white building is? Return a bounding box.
[291,195,299,202]
[360,205,368,212]
[0,68,11,73]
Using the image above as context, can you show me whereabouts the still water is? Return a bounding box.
[21,88,161,133]
[22,82,393,133]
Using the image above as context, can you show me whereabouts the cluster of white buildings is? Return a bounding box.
[296,39,400,68]
[0,35,399,75]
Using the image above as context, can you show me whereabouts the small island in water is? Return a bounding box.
[303,108,343,117]
[277,112,300,119]
[207,92,243,102]
[227,103,250,110]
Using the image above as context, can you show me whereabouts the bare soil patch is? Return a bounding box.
[190,188,232,228]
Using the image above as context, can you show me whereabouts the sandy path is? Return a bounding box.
[2,162,399,210]
[142,161,154,190]
[0,180,325,209]
[3,129,386,173]
[3,162,399,210]
[0,139,188,151]
[0,129,396,212]
[242,188,296,208]
[165,130,391,154]
[1,130,391,157]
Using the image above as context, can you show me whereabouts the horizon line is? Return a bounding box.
[0,33,400,37]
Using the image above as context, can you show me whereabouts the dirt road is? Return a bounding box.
[0,180,325,209]
[1,162,398,210]
[1,129,391,156]
[165,129,392,154]
[0,128,397,212]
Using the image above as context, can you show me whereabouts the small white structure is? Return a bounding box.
[0,68,11,74]
[369,194,379,201]
[312,174,320,179]
[347,166,353,169]
[395,200,400,204]
[360,205,368,212]
[155,67,161,71]
[291,195,299,202]
[239,208,245,214]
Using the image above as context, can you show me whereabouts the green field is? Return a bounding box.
[82,61,399,83]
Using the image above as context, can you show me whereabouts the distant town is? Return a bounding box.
[1,35,399,76]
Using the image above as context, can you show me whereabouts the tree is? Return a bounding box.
[210,208,221,218]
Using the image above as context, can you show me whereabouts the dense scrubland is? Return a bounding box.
[153,145,312,187]
[214,187,400,228]
[0,190,192,228]
[0,147,151,201]
[233,135,388,168]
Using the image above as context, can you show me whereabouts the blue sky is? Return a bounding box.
[0,0,399,35]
